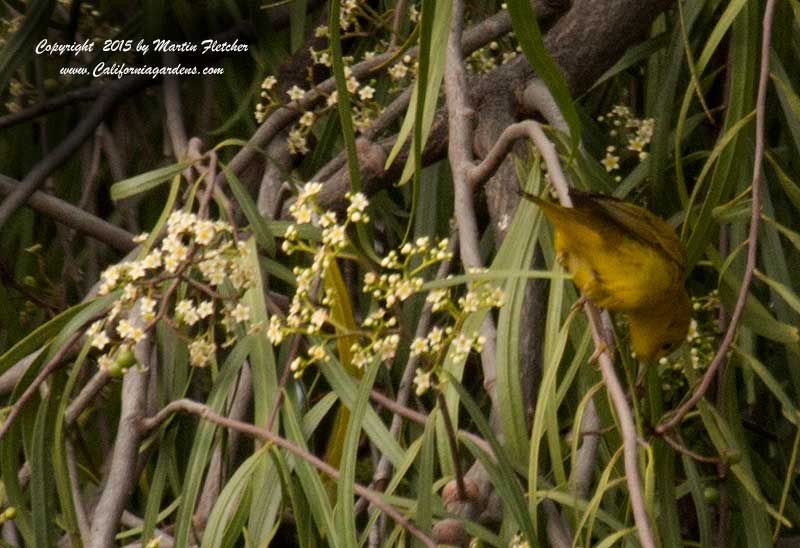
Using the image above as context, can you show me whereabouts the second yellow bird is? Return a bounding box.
[522,189,690,362]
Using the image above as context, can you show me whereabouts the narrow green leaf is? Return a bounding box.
[335,360,381,546]
[110,161,192,201]
[318,360,404,466]
[31,379,58,547]
[449,376,536,542]
[172,336,254,547]
[393,0,451,185]
[682,454,714,548]
[736,348,799,425]
[415,411,436,545]
[202,447,270,548]
[282,391,341,547]
[754,269,800,316]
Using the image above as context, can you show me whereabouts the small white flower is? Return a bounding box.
[194,221,216,245]
[142,251,162,269]
[98,353,115,372]
[413,368,432,396]
[128,261,146,280]
[267,316,284,344]
[231,303,251,323]
[409,337,428,357]
[601,153,620,172]
[140,297,157,322]
[197,301,214,319]
[299,111,315,127]
[261,75,277,90]
[326,91,338,106]
[91,331,110,350]
[122,283,138,302]
[116,319,133,339]
[308,344,327,362]
[358,85,375,101]
[310,308,328,329]
[188,339,216,367]
[87,320,103,337]
[287,85,305,102]
[287,127,309,155]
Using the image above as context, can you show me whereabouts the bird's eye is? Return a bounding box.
[660,342,674,352]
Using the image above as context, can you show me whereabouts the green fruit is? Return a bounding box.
[114,345,137,372]
[703,487,719,504]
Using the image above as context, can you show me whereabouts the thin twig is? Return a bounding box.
[0,84,103,130]
[0,329,84,440]
[163,52,189,160]
[368,390,494,458]
[389,0,407,48]
[65,370,112,425]
[661,432,721,464]
[656,0,775,434]
[140,398,438,548]
[464,113,657,548]
[583,305,656,548]
[66,439,92,544]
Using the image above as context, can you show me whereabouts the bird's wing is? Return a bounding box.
[570,190,687,270]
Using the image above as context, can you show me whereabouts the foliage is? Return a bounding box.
[0,1,799,547]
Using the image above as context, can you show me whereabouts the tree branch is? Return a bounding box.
[0,174,135,252]
[0,76,152,229]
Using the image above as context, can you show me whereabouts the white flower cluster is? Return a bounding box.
[254,1,387,143]
[268,184,374,377]
[89,210,257,373]
[598,105,656,177]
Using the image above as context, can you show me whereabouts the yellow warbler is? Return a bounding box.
[522,189,690,362]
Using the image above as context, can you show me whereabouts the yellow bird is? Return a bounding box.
[522,189,691,362]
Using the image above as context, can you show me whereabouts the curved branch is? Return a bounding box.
[656,0,775,434]
[468,116,657,548]
[140,398,438,548]
[0,330,83,441]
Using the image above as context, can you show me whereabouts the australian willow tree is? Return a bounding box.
[1,1,798,547]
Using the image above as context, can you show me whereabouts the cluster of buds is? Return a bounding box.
[87,210,257,375]
[467,41,521,73]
